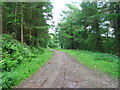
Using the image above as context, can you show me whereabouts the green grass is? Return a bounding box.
[60,49,118,78]
[1,49,52,89]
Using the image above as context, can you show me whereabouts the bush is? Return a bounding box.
[1,34,38,72]
[1,34,52,89]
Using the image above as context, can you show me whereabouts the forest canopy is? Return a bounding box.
[57,1,120,56]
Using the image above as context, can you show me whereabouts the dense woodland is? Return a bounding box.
[2,2,120,56]
[57,2,120,56]
[2,2,53,47]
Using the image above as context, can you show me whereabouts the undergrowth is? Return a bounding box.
[1,34,52,89]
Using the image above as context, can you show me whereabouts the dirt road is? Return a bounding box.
[17,50,118,88]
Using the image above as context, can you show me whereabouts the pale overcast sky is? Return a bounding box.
[48,0,82,33]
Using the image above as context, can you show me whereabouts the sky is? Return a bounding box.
[48,0,82,33]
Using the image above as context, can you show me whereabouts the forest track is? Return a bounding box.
[16,50,118,88]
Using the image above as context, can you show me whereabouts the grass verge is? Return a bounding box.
[60,49,118,78]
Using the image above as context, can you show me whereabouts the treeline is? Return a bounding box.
[58,1,120,56]
[2,2,53,47]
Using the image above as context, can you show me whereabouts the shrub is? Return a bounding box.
[1,34,52,89]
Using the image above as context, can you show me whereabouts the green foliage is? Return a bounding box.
[61,49,118,77]
[2,34,37,72]
[2,2,53,47]
[48,34,59,48]
[1,2,53,88]
[1,2,53,89]
[1,34,52,89]
[57,2,120,55]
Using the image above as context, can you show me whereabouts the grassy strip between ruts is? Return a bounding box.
[59,49,119,78]
[1,49,52,89]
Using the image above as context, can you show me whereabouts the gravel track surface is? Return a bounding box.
[17,50,118,88]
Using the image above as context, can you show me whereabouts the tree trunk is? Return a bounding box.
[35,30,39,47]
[93,19,102,52]
[13,2,17,39]
[21,3,24,44]
[29,7,32,45]
[116,2,120,57]
[29,29,32,45]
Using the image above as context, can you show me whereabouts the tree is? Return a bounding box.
[2,2,53,47]
[57,1,119,56]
